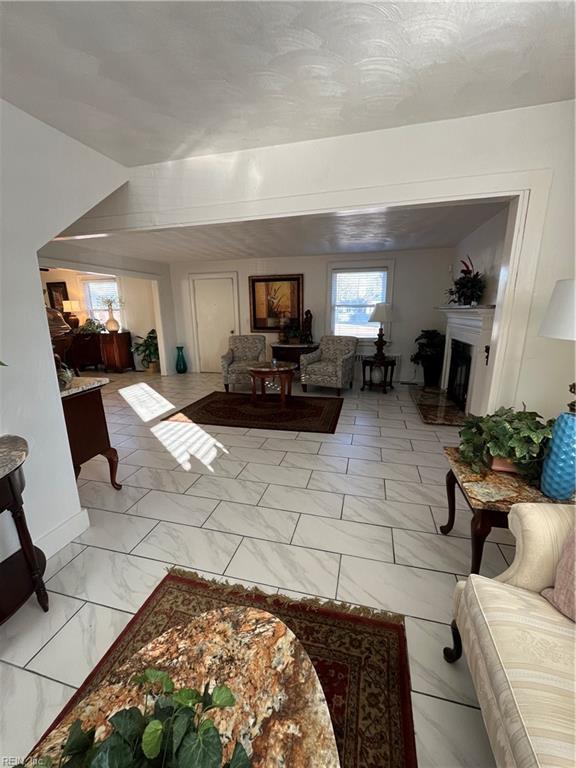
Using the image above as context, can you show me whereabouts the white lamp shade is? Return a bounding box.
[62,300,80,312]
[539,279,576,341]
[369,303,392,324]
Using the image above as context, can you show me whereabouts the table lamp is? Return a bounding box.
[368,303,392,363]
[62,300,81,329]
[538,278,576,500]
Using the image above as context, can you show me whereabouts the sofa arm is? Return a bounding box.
[495,502,575,593]
[221,349,234,371]
[300,349,322,368]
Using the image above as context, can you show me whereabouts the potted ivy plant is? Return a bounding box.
[448,256,485,305]
[458,406,554,484]
[410,330,446,387]
[133,329,160,373]
[20,668,250,767]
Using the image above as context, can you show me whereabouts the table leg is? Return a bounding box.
[440,469,457,535]
[470,511,491,574]
[361,363,367,391]
[260,378,266,396]
[287,373,293,397]
[382,366,388,395]
[279,375,285,405]
[102,447,122,490]
[11,504,49,612]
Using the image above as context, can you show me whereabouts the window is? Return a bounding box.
[83,278,121,324]
[331,268,388,338]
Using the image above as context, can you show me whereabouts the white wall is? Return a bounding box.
[171,248,454,382]
[118,276,156,368]
[0,100,127,561]
[454,208,509,305]
[69,99,574,418]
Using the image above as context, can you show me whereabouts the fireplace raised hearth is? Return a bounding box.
[447,340,472,410]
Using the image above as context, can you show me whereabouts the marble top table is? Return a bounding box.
[0,434,28,479]
[441,446,554,574]
[30,605,340,767]
[0,434,49,622]
[60,376,109,398]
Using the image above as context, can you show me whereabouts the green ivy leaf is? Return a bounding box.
[227,742,250,768]
[210,686,235,709]
[177,722,222,768]
[109,707,146,746]
[141,719,164,760]
[90,736,133,768]
[172,709,195,756]
[62,719,95,757]
[172,688,202,709]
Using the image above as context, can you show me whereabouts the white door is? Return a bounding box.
[190,274,240,372]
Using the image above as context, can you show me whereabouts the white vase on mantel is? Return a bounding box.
[106,309,120,333]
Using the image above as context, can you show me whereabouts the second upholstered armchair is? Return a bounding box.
[300,335,358,396]
[221,334,266,391]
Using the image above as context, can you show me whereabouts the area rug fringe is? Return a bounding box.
[168,566,404,624]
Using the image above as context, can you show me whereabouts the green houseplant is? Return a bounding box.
[19,668,250,768]
[133,329,160,372]
[410,330,446,387]
[448,256,485,305]
[459,406,554,484]
[75,318,106,334]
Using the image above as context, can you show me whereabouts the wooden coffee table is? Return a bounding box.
[442,447,554,574]
[249,362,297,405]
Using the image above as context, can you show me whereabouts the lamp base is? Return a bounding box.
[373,326,387,363]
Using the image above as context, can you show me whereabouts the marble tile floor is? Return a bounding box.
[0,371,506,765]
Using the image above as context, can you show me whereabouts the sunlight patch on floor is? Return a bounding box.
[151,419,228,471]
[118,383,174,422]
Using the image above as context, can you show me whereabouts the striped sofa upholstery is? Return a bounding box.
[453,503,575,768]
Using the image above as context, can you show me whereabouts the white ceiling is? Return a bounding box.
[1,2,573,166]
[40,200,509,263]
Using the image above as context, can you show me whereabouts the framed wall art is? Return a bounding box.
[249,274,303,332]
[46,281,69,313]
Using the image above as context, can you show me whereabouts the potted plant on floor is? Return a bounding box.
[133,329,160,372]
[459,406,554,485]
[410,330,446,387]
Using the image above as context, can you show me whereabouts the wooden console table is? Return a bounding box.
[442,446,553,574]
[60,378,121,489]
[0,435,49,624]
[100,331,135,373]
[271,343,319,372]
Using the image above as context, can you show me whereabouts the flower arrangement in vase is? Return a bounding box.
[100,296,124,333]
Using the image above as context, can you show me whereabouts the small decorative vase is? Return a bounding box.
[541,412,576,500]
[105,309,120,333]
[175,346,188,374]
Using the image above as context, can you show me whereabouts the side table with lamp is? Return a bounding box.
[538,278,576,500]
[361,302,396,392]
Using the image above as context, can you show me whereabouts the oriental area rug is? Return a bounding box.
[35,570,417,768]
[164,391,343,433]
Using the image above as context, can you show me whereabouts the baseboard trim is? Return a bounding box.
[35,507,90,560]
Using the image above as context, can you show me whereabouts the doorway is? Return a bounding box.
[189,272,240,372]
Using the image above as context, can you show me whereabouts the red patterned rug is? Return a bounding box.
[36,571,416,767]
[163,391,343,433]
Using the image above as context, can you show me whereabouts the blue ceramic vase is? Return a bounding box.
[175,346,188,374]
[541,412,576,500]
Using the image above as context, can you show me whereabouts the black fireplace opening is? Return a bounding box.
[447,340,472,411]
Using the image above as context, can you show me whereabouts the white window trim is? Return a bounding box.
[325,258,395,341]
[80,275,125,327]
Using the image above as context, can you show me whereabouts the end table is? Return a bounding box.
[361,356,396,393]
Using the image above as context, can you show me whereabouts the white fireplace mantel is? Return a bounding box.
[437,305,495,415]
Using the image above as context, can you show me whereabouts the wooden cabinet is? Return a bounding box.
[100,332,135,372]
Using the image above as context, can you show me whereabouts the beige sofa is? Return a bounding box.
[444,502,575,768]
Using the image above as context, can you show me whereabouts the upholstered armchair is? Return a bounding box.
[221,335,266,391]
[300,335,358,396]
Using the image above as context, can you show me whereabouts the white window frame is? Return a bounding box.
[81,276,124,326]
[326,258,395,340]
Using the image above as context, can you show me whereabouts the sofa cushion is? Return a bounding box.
[458,575,575,768]
[542,528,575,622]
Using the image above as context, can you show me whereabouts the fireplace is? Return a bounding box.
[447,340,472,410]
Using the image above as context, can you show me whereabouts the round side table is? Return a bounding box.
[249,362,298,405]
